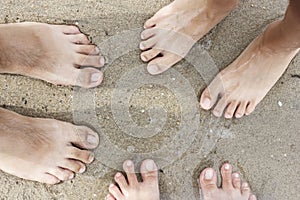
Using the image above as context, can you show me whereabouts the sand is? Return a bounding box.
[0,0,299,199]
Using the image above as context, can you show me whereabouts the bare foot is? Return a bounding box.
[140,0,238,75]
[0,108,99,184]
[199,163,256,200]
[200,20,299,118]
[106,160,160,200]
[0,22,105,88]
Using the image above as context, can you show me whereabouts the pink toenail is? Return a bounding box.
[99,57,105,65]
[91,73,101,83]
[109,184,115,188]
[79,167,86,174]
[224,164,230,170]
[234,173,239,178]
[95,47,100,54]
[115,172,122,178]
[139,42,145,49]
[148,65,159,74]
[89,153,95,162]
[204,169,214,180]
[69,174,74,180]
[145,160,155,171]
[202,98,211,108]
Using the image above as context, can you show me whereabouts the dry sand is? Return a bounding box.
[0,0,299,199]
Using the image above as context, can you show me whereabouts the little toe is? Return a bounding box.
[109,184,124,200]
[141,28,157,40]
[57,25,80,34]
[241,182,251,197]
[140,37,157,50]
[221,163,234,190]
[106,194,116,200]
[39,173,61,185]
[60,159,86,174]
[232,173,241,189]
[141,49,162,62]
[245,101,256,116]
[199,168,218,196]
[235,101,248,118]
[74,45,100,55]
[213,97,229,118]
[140,159,159,186]
[147,52,181,75]
[224,101,239,119]
[68,33,91,44]
[67,147,94,164]
[70,126,100,149]
[114,172,129,195]
[75,54,105,68]
[123,160,138,186]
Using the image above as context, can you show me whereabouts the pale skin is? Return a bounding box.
[141,0,300,118]
[0,22,104,184]
[106,161,256,200]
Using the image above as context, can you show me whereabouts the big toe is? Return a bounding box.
[140,159,159,186]
[199,168,218,196]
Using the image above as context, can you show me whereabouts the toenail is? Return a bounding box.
[95,47,100,54]
[224,164,230,170]
[139,42,145,49]
[89,153,95,162]
[79,167,86,174]
[148,65,159,74]
[99,57,105,65]
[234,173,239,178]
[243,183,249,188]
[115,172,122,178]
[69,173,74,180]
[126,160,133,167]
[204,169,214,180]
[145,160,155,171]
[109,184,115,188]
[87,134,98,145]
[91,73,102,83]
[202,97,211,108]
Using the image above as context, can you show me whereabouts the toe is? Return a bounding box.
[140,159,159,186]
[235,101,248,118]
[141,48,162,62]
[199,168,218,196]
[249,194,257,200]
[144,18,157,29]
[106,194,116,200]
[49,168,74,181]
[39,173,61,185]
[109,184,124,199]
[213,96,229,118]
[60,159,86,174]
[224,101,239,119]
[232,173,241,189]
[75,54,105,68]
[241,182,251,197]
[245,101,256,116]
[73,68,104,88]
[200,77,223,110]
[221,163,234,190]
[68,33,91,44]
[67,147,94,164]
[147,52,181,75]
[141,28,157,40]
[70,126,100,149]
[74,45,101,55]
[123,160,138,186]
[114,172,129,194]
[139,37,157,50]
[57,25,80,34]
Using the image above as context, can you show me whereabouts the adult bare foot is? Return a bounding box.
[199,163,256,200]
[0,108,99,184]
[106,160,160,200]
[200,1,300,118]
[0,22,105,88]
[140,0,239,75]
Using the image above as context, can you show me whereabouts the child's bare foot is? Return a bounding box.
[199,163,256,200]
[0,22,105,88]
[140,0,238,75]
[106,160,160,200]
[200,19,299,118]
[0,108,99,184]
